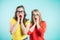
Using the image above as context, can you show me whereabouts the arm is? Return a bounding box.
[20,21,27,35]
[21,21,30,40]
[21,20,30,35]
[10,21,19,34]
[29,23,36,32]
[25,21,30,34]
[10,15,20,34]
[28,23,36,34]
[37,21,46,34]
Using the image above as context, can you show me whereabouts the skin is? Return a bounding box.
[30,11,41,32]
[10,7,30,34]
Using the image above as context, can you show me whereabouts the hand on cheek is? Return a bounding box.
[36,17,40,29]
[33,18,36,24]
[17,14,20,22]
[21,14,24,22]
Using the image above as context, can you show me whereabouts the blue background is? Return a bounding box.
[0,0,60,40]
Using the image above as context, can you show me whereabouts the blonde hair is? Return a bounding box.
[31,9,42,23]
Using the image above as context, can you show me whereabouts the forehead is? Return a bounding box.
[33,11,39,14]
[17,8,24,11]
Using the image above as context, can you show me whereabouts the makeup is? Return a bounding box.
[35,18,37,21]
[19,15,22,18]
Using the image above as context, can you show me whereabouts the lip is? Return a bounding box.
[19,15,22,18]
[35,18,37,20]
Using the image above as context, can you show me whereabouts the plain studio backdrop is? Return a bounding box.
[0,0,60,40]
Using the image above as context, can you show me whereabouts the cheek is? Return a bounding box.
[37,16,39,18]
[17,13,19,16]
[37,16,40,20]
[22,13,24,16]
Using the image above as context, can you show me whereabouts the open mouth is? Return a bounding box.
[35,18,37,20]
[19,15,22,18]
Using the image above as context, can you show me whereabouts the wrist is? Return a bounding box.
[37,24,40,29]
[17,21,19,24]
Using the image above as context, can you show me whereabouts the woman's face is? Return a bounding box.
[16,7,24,18]
[32,11,39,21]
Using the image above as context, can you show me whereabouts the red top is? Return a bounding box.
[28,21,46,40]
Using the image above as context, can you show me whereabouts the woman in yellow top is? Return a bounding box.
[10,5,30,40]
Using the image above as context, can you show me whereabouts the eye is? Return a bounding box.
[17,10,24,13]
[33,14,39,16]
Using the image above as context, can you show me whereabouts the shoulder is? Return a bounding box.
[40,21,46,27]
[10,18,16,22]
[10,18,16,24]
[25,19,30,25]
[40,21,46,24]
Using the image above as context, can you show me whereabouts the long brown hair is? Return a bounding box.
[14,5,28,25]
[31,9,42,23]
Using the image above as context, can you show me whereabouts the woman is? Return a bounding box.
[28,9,46,40]
[10,5,30,40]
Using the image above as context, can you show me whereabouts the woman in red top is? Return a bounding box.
[28,9,46,40]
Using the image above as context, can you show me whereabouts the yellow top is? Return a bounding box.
[10,18,30,40]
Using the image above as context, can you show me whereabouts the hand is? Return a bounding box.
[33,18,37,24]
[30,23,36,32]
[17,15,20,22]
[36,17,40,29]
[36,17,39,24]
[20,15,24,23]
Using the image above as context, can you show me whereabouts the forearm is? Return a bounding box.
[11,21,19,34]
[21,22,26,34]
[37,24,40,29]
[29,24,36,32]
[37,21,46,34]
